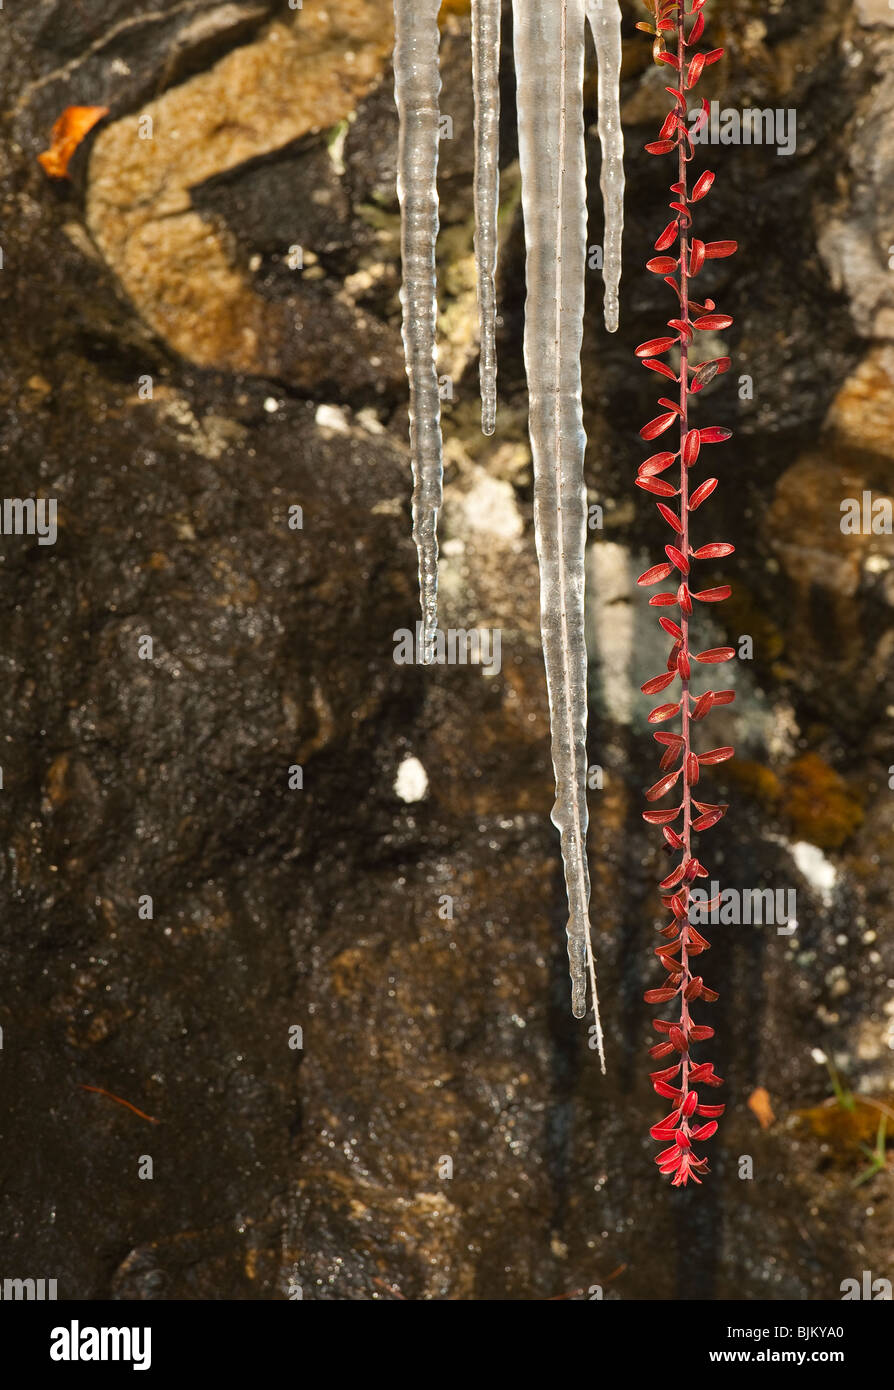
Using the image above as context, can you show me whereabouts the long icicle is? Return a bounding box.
[471,0,501,436]
[586,0,625,333]
[512,0,605,1069]
[393,0,443,664]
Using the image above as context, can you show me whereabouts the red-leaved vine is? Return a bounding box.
[634,0,736,1186]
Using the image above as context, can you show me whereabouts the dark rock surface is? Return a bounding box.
[0,0,890,1300]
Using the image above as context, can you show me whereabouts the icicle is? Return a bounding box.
[471,0,501,436]
[586,0,625,333]
[512,0,605,1070]
[393,0,443,664]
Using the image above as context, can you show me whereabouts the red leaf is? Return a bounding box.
[685,53,706,88]
[694,314,734,331]
[646,768,683,801]
[667,317,692,339]
[691,170,714,202]
[663,826,684,850]
[694,648,735,664]
[691,691,714,720]
[644,986,677,1004]
[657,51,681,69]
[689,239,706,277]
[649,592,678,606]
[689,477,718,511]
[691,1121,719,1141]
[682,430,701,467]
[659,742,684,771]
[712,689,735,705]
[693,807,725,830]
[647,702,681,724]
[645,139,677,155]
[697,1103,725,1118]
[698,746,735,764]
[643,358,678,380]
[635,336,677,358]
[655,220,679,251]
[678,582,692,615]
[689,1024,715,1041]
[702,48,724,65]
[641,412,679,440]
[641,671,676,694]
[699,426,733,443]
[636,475,677,496]
[660,861,686,890]
[688,11,705,44]
[649,1040,675,1058]
[686,751,700,784]
[637,561,674,585]
[665,544,689,574]
[647,256,679,274]
[691,542,734,558]
[677,649,691,680]
[657,396,683,414]
[670,891,689,921]
[690,97,710,138]
[693,585,731,602]
[659,616,683,640]
[642,806,683,825]
[704,240,738,259]
[657,502,683,532]
[658,111,681,141]
[650,1065,682,1084]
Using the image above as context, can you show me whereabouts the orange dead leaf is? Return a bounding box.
[747,1086,775,1129]
[38,105,109,180]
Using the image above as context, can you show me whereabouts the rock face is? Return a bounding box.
[0,0,891,1300]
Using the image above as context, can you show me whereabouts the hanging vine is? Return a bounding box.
[635,0,736,1184]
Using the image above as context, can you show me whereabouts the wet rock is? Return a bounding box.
[816,28,894,338]
[0,0,891,1305]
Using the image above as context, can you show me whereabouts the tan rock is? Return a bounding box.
[824,344,894,460]
[86,2,393,377]
[855,0,894,26]
[766,455,891,598]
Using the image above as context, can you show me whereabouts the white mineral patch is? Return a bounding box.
[790,840,838,905]
[394,755,428,803]
[449,469,523,541]
[586,541,634,725]
[315,404,350,435]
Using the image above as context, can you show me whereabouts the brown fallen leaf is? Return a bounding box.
[748,1086,776,1129]
[38,105,109,179]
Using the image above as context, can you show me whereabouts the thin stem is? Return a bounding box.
[676,0,693,1131]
